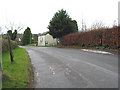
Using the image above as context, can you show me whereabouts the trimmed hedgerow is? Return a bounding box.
[60,26,120,49]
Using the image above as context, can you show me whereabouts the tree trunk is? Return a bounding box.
[7,33,14,62]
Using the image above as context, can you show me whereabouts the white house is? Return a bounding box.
[38,34,57,46]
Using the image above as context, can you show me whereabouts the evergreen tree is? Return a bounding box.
[48,9,78,38]
[22,27,32,45]
[12,30,17,40]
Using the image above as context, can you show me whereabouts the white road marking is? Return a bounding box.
[81,49,113,55]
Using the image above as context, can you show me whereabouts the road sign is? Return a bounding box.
[57,38,60,44]
[45,41,48,44]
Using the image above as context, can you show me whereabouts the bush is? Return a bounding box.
[60,26,120,49]
[2,38,18,53]
[102,26,120,49]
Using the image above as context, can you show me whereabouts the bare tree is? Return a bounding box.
[80,19,87,31]
[90,21,105,30]
[5,22,23,63]
[5,22,23,32]
[113,20,117,27]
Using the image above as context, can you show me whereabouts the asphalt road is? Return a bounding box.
[21,46,118,88]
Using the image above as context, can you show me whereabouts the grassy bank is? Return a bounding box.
[57,45,120,52]
[2,47,34,88]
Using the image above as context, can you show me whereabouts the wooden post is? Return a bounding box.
[7,33,14,62]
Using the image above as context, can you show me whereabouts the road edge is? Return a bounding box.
[57,46,119,55]
[26,51,35,88]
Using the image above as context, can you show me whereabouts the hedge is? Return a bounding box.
[2,38,18,53]
[60,26,120,49]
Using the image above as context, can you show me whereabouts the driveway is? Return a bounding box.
[21,46,118,88]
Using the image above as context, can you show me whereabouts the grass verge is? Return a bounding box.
[57,45,88,49]
[24,43,57,47]
[24,43,36,46]
[38,45,58,47]
[2,47,34,88]
[57,45,119,52]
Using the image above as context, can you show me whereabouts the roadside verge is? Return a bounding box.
[2,47,34,88]
[57,45,119,55]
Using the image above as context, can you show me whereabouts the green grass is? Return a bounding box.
[38,45,58,47]
[57,45,88,49]
[95,46,105,49]
[2,47,31,88]
[25,43,36,46]
[24,43,58,47]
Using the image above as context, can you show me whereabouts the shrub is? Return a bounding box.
[2,38,18,53]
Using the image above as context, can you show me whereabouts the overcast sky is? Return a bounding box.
[0,0,119,34]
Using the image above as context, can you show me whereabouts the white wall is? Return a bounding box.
[45,34,57,46]
[38,36,45,46]
[38,34,57,46]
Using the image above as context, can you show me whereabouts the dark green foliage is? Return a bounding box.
[32,34,38,43]
[22,27,32,45]
[48,9,78,38]
[7,30,17,40]
[71,20,78,32]
[12,30,17,40]
[7,30,12,39]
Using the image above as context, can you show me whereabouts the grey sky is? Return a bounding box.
[0,0,119,34]
[118,1,120,25]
